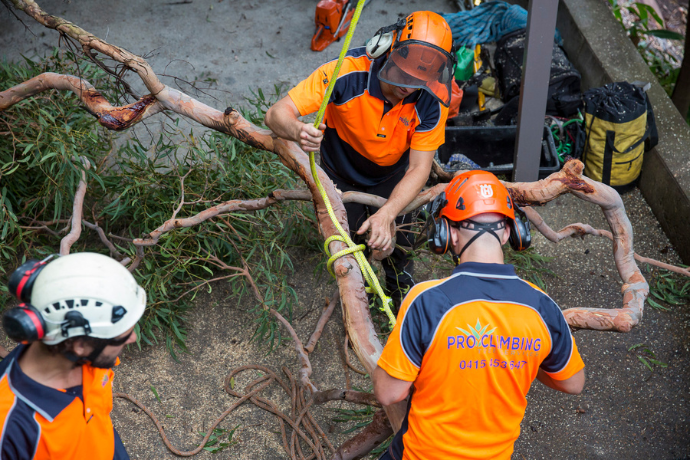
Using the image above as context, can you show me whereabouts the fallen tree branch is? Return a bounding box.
[332,409,392,460]
[83,220,122,259]
[0,72,164,130]
[59,157,89,255]
[523,207,690,278]
[311,389,380,407]
[133,190,309,246]
[507,161,647,332]
[305,289,339,353]
[343,335,367,376]
[271,308,318,395]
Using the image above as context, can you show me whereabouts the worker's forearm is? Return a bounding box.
[265,103,302,142]
[380,165,430,218]
[536,368,584,395]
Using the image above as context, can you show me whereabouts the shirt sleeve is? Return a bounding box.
[0,403,40,460]
[539,297,585,380]
[287,60,339,117]
[377,283,439,382]
[410,95,448,152]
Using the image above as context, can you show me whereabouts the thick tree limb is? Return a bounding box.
[507,161,647,332]
[311,389,380,407]
[331,409,393,460]
[523,207,690,278]
[0,72,164,130]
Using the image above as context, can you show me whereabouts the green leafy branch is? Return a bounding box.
[628,343,668,373]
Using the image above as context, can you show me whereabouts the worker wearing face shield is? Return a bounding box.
[266,11,454,306]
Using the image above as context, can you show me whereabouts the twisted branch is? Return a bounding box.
[59,157,89,255]
[0,3,403,427]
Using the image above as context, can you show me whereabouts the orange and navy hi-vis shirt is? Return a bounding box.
[288,47,449,187]
[378,262,585,460]
[0,344,129,460]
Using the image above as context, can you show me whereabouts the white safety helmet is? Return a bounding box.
[20,253,146,345]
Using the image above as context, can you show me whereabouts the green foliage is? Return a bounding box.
[150,385,162,403]
[628,343,668,373]
[197,425,240,453]
[1,51,320,354]
[0,51,115,294]
[608,0,686,96]
[504,246,556,291]
[647,267,690,310]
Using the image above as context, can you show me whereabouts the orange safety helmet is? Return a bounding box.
[427,170,531,257]
[439,170,515,223]
[375,11,455,107]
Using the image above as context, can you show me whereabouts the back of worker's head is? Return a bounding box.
[427,170,531,258]
[4,252,146,365]
[366,11,455,107]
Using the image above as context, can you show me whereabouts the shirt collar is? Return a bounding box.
[367,56,386,101]
[451,262,518,278]
[4,344,80,422]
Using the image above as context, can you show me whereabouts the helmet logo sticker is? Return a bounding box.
[479,184,494,198]
[111,306,127,324]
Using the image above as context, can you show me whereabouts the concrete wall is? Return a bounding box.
[515,0,690,262]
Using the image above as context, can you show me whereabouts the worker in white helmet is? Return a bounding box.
[0,253,146,460]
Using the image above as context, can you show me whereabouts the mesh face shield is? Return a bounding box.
[378,40,454,107]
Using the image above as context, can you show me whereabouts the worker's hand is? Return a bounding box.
[357,209,396,252]
[298,122,326,152]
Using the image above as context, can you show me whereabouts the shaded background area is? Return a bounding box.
[1,0,689,459]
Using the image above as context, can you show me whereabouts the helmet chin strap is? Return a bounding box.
[454,219,506,261]
[63,341,108,367]
[62,330,133,367]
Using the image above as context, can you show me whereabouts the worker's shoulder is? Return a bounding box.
[411,90,444,127]
[321,47,371,72]
[406,277,454,302]
[0,390,40,454]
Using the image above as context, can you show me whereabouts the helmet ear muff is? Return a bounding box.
[508,207,532,251]
[8,259,49,303]
[2,304,46,343]
[428,216,452,255]
[367,17,407,60]
[366,31,394,59]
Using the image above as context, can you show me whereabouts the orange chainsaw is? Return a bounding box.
[311,0,370,52]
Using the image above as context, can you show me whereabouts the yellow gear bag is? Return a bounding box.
[582,82,657,190]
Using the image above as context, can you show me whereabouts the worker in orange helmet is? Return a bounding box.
[266,11,455,306]
[373,171,586,459]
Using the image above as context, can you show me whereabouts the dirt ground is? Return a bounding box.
[2,0,690,459]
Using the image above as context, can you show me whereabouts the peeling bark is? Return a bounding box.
[0,72,164,130]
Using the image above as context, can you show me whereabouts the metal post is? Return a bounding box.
[512,0,559,181]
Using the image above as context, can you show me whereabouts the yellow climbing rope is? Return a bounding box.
[309,0,396,327]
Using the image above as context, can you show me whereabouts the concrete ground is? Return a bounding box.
[1,0,689,459]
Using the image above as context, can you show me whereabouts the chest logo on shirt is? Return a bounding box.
[398,116,410,127]
[446,318,542,356]
[101,374,110,387]
[479,184,494,198]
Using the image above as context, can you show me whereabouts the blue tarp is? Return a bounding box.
[441,2,562,48]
